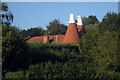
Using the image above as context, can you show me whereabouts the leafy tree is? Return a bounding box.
[2,25,28,76]
[1,2,13,26]
[21,27,45,39]
[46,19,67,35]
[81,23,100,54]
[93,31,120,79]
[82,15,99,26]
[99,12,120,33]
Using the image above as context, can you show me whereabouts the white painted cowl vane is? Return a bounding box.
[77,15,83,26]
[69,13,75,23]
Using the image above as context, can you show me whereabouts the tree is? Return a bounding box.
[81,13,120,79]
[82,15,99,26]
[81,23,100,54]
[46,19,67,35]
[1,2,13,26]
[98,12,120,33]
[92,31,120,79]
[2,25,28,76]
[21,27,45,39]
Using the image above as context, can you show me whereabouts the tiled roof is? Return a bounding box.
[27,35,65,43]
[27,36,44,43]
[49,35,64,43]
[62,23,80,44]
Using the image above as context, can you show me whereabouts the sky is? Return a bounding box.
[7,2,118,30]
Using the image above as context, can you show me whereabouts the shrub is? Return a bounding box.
[2,25,28,72]
[25,42,80,65]
[26,61,95,79]
[5,71,25,78]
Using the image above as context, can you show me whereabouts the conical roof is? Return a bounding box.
[62,14,80,44]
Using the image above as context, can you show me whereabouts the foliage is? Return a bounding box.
[5,71,25,78]
[82,23,100,54]
[0,24,1,80]
[28,42,79,52]
[82,15,99,26]
[2,2,13,26]
[81,13,120,79]
[93,31,120,75]
[3,12,120,79]
[98,12,120,33]
[46,19,67,35]
[2,25,28,72]
[26,58,94,78]
[21,27,45,39]
[25,42,80,65]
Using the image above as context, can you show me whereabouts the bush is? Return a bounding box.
[27,42,79,52]
[26,61,63,78]
[2,25,28,72]
[93,31,120,74]
[5,71,25,78]
[26,60,95,79]
[82,23,101,54]
[25,42,80,65]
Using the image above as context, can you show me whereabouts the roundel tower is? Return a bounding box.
[62,13,80,44]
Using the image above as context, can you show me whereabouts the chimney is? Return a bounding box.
[62,13,80,44]
[77,15,85,36]
[44,31,49,43]
[56,35,58,42]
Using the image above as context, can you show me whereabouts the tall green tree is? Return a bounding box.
[21,27,45,39]
[92,31,120,79]
[98,12,120,33]
[2,3,28,77]
[2,25,28,75]
[82,23,100,54]
[46,19,67,35]
[82,15,99,26]
[2,2,13,26]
